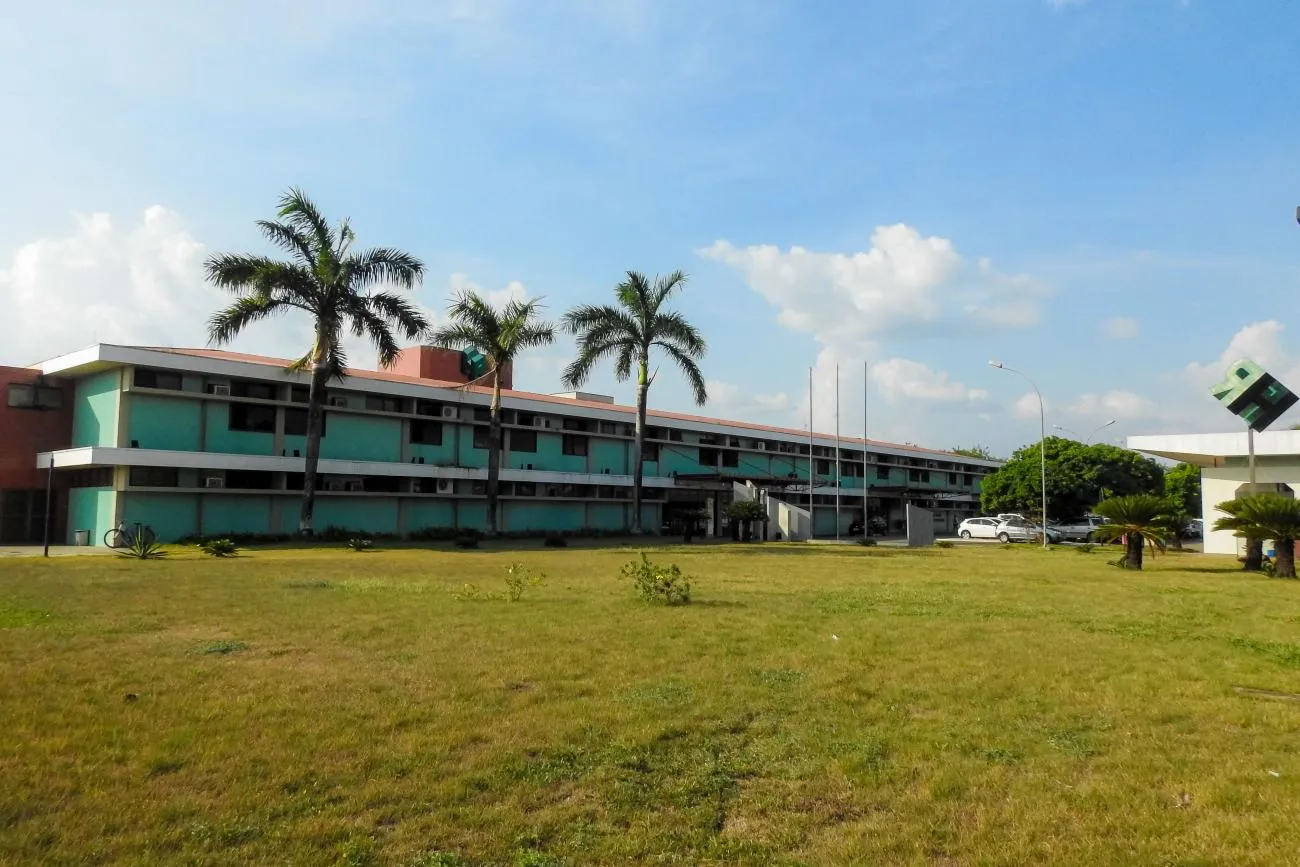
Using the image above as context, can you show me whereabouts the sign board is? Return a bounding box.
[1209,358,1297,432]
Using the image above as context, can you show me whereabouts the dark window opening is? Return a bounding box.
[563,435,588,457]
[284,408,327,437]
[668,429,683,442]
[473,407,491,422]
[128,466,179,487]
[365,395,403,413]
[642,442,660,461]
[720,451,738,468]
[562,417,590,432]
[134,368,183,390]
[224,470,275,490]
[948,472,958,484]
[698,448,719,467]
[515,481,537,497]
[6,383,63,410]
[473,427,491,449]
[511,429,538,453]
[363,475,402,493]
[231,380,277,400]
[410,420,443,445]
[291,386,310,403]
[815,459,831,475]
[877,466,890,479]
[229,403,276,433]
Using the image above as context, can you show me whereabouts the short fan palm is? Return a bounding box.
[561,271,708,534]
[1213,494,1300,578]
[1092,494,1172,570]
[205,188,427,536]
[428,291,555,536]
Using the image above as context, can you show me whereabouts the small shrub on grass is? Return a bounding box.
[199,538,239,557]
[1076,543,1096,554]
[620,552,692,606]
[504,562,546,601]
[455,533,480,549]
[543,534,568,548]
[934,540,954,549]
[856,538,877,547]
[347,538,375,552]
[119,535,167,560]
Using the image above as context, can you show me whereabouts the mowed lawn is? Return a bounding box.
[2,544,1300,866]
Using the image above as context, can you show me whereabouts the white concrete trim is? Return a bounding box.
[1129,430,1300,465]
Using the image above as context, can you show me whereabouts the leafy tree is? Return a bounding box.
[1213,494,1300,578]
[1092,494,1172,570]
[951,445,997,460]
[428,291,555,536]
[980,437,1163,521]
[561,271,708,534]
[1164,462,1202,517]
[206,188,427,536]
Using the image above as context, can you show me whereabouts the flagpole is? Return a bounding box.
[808,367,815,541]
[863,359,870,541]
[834,364,841,541]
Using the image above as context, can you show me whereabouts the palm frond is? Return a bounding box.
[650,270,689,311]
[362,291,429,340]
[654,340,709,405]
[650,310,707,357]
[277,187,336,262]
[207,296,288,346]
[256,219,316,267]
[561,340,625,390]
[427,323,486,351]
[347,247,426,291]
[614,344,637,382]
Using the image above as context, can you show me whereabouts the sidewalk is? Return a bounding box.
[0,546,113,558]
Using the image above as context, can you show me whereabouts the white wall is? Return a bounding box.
[1201,465,1300,555]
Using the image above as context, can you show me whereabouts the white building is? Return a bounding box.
[1129,431,1300,555]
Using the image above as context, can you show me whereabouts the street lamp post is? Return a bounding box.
[1088,419,1118,444]
[1052,424,1079,439]
[990,360,1050,549]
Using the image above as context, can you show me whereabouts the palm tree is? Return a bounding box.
[1213,494,1300,578]
[428,291,555,536]
[1092,494,1171,570]
[1213,498,1265,571]
[561,271,708,534]
[205,188,427,536]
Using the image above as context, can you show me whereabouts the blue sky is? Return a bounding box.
[2,0,1299,455]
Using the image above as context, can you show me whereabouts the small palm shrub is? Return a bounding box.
[1075,543,1096,554]
[347,538,374,552]
[856,537,877,547]
[620,552,692,605]
[934,540,954,549]
[119,535,167,560]
[199,538,239,557]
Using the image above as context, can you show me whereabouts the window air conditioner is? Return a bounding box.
[205,477,224,488]
[435,478,453,494]
[533,417,547,428]
[211,384,231,397]
[755,443,767,451]
[440,405,459,419]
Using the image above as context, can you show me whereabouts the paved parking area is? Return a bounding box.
[0,546,111,558]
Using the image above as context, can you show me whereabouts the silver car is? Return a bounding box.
[995,518,1064,544]
[1054,516,1108,542]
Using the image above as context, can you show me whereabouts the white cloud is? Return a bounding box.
[701,224,1047,347]
[1068,390,1157,418]
[1184,320,1295,388]
[1102,317,1139,339]
[706,378,792,420]
[870,358,989,404]
[1015,392,1048,420]
[448,272,530,309]
[0,206,472,371]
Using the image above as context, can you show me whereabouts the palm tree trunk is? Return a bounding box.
[298,355,331,536]
[1275,538,1296,579]
[486,370,502,536]
[1244,538,1263,571]
[631,359,649,535]
[1124,533,1145,570]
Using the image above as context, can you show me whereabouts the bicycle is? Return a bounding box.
[104,523,156,549]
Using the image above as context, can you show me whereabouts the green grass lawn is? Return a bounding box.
[2,543,1299,866]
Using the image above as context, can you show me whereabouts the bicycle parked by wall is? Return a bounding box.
[104,523,156,549]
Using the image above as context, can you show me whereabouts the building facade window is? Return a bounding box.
[128,467,180,487]
[6,383,63,409]
[224,470,275,490]
[231,380,277,400]
[908,469,930,483]
[284,408,327,437]
[473,427,491,449]
[642,442,660,461]
[511,429,538,452]
[365,395,403,413]
[410,420,443,445]
[562,434,588,456]
[134,368,183,390]
[229,403,276,433]
[877,466,890,479]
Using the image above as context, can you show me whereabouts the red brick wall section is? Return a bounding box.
[391,346,513,390]
[0,367,73,489]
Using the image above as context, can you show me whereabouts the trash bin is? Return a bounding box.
[73,530,90,546]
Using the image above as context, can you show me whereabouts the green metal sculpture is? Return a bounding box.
[1210,358,1297,432]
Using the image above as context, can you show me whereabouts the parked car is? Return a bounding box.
[957,517,1002,539]
[1053,515,1109,542]
[848,517,888,536]
[1183,518,1203,539]
[995,518,1064,544]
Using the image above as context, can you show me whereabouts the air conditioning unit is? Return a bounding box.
[440,405,459,419]
[329,396,348,407]
[345,480,363,492]
[755,443,767,451]
[435,478,453,494]
[204,477,225,489]
[532,417,547,428]
[210,384,231,397]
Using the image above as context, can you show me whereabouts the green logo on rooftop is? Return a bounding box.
[1210,358,1298,432]
[460,347,490,382]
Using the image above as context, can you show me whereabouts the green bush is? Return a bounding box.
[934,540,954,549]
[119,534,167,560]
[543,534,568,548]
[620,552,692,605]
[199,538,239,557]
[1076,543,1096,554]
[504,562,546,601]
[856,537,877,547]
[455,534,480,549]
[347,538,375,552]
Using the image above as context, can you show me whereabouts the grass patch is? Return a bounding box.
[0,546,1298,864]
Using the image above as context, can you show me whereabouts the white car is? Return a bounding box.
[957,517,1002,539]
[995,518,1064,544]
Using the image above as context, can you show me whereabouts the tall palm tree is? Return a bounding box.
[1092,494,1171,570]
[1211,498,1265,571]
[561,271,708,534]
[205,188,427,536]
[1213,494,1300,578]
[428,291,555,536]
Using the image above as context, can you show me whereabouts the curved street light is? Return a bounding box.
[1088,419,1118,444]
[990,360,1049,549]
[1052,424,1079,438]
